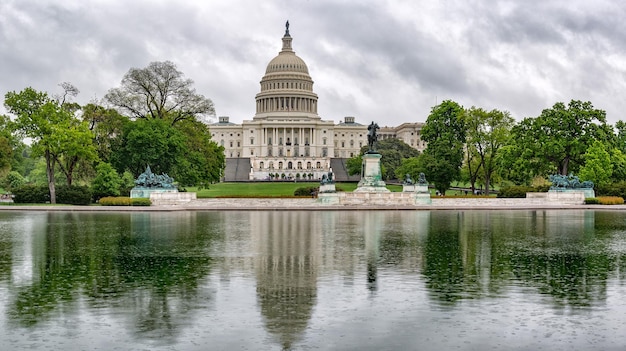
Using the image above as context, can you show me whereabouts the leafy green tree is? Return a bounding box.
[0,115,13,177]
[172,118,225,187]
[105,61,215,124]
[2,170,25,191]
[4,87,95,203]
[421,100,466,194]
[91,162,123,200]
[394,156,422,181]
[346,155,362,176]
[350,138,420,180]
[511,100,610,177]
[609,149,626,182]
[579,141,612,187]
[81,103,128,163]
[111,118,187,177]
[465,107,514,195]
[614,120,626,154]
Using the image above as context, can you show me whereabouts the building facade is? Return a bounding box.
[210,24,425,181]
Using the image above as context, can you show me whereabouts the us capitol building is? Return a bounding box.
[210,23,426,181]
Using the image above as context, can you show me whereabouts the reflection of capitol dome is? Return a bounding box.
[252,212,320,350]
[255,22,318,116]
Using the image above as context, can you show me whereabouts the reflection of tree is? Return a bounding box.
[252,212,320,350]
[420,210,617,309]
[7,212,215,343]
[0,225,13,283]
[509,250,610,308]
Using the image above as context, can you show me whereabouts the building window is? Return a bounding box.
[341,141,345,147]
[279,162,283,169]
[260,161,264,169]
[288,162,293,169]
[307,162,311,169]
[250,138,254,145]
[230,141,233,147]
[250,149,254,155]
[220,140,224,146]
[316,162,321,168]
[323,138,327,145]
[237,141,240,147]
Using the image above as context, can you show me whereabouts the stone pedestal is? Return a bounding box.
[355,153,390,193]
[130,187,178,199]
[319,183,336,193]
[150,192,196,205]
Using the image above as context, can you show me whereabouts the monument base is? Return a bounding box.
[526,189,593,204]
[319,183,336,193]
[318,192,431,206]
[317,192,340,204]
[150,192,197,205]
[130,187,178,199]
[355,153,390,193]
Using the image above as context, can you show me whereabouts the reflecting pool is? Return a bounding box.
[1,210,626,350]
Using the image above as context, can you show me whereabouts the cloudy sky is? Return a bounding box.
[1,0,625,126]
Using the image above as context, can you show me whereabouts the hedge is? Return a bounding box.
[585,196,624,205]
[99,197,152,206]
[294,186,319,197]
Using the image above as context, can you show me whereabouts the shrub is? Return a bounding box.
[131,198,151,206]
[91,162,122,200]
[56,185,92,205]
[598,196,624,205]
[2,171,25,191]
[585,198,600,204]
[497,186,535,198]
[99,196,152,206]
[294,186,318,197]
[99,196,132,206]
[12,184,50,203]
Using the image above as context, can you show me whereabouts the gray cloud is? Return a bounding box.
[1,0,625,125]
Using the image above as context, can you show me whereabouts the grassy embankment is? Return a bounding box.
[187,182,403,198]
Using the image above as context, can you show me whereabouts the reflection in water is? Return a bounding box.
[251,211,320,350]
[1,210,626,350]
[4,212,215,345]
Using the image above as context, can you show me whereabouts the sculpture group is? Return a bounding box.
[549,174,593,190]
[134,165,176,189]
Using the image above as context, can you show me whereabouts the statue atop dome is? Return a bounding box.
[285,20,290,36]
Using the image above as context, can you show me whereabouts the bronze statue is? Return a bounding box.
[367,122,379,153]
[285,20,290,35]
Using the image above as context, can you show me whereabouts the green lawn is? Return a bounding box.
[187,182,403,198]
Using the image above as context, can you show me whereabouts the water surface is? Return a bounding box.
[1,210,625,350]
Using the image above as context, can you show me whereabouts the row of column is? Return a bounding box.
[262,127,316,147]
[256,96,317,113]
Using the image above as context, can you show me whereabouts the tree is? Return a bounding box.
[172,118,225,187]
[579,141,612,187]
[346,155,362,176]
[4,87,94,203]
[349,138,420,180]
[81,103,128,163]
[111,118,187,177]
[394,156,422,181]
[512,100,611,177]
[91,162,123,200]
[421,100,466,194]
[465,107,514,195]
[105,61,215,124]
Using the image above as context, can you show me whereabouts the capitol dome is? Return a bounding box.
[255,22,318,117]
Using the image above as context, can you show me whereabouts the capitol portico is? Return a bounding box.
[210,23,424,181]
